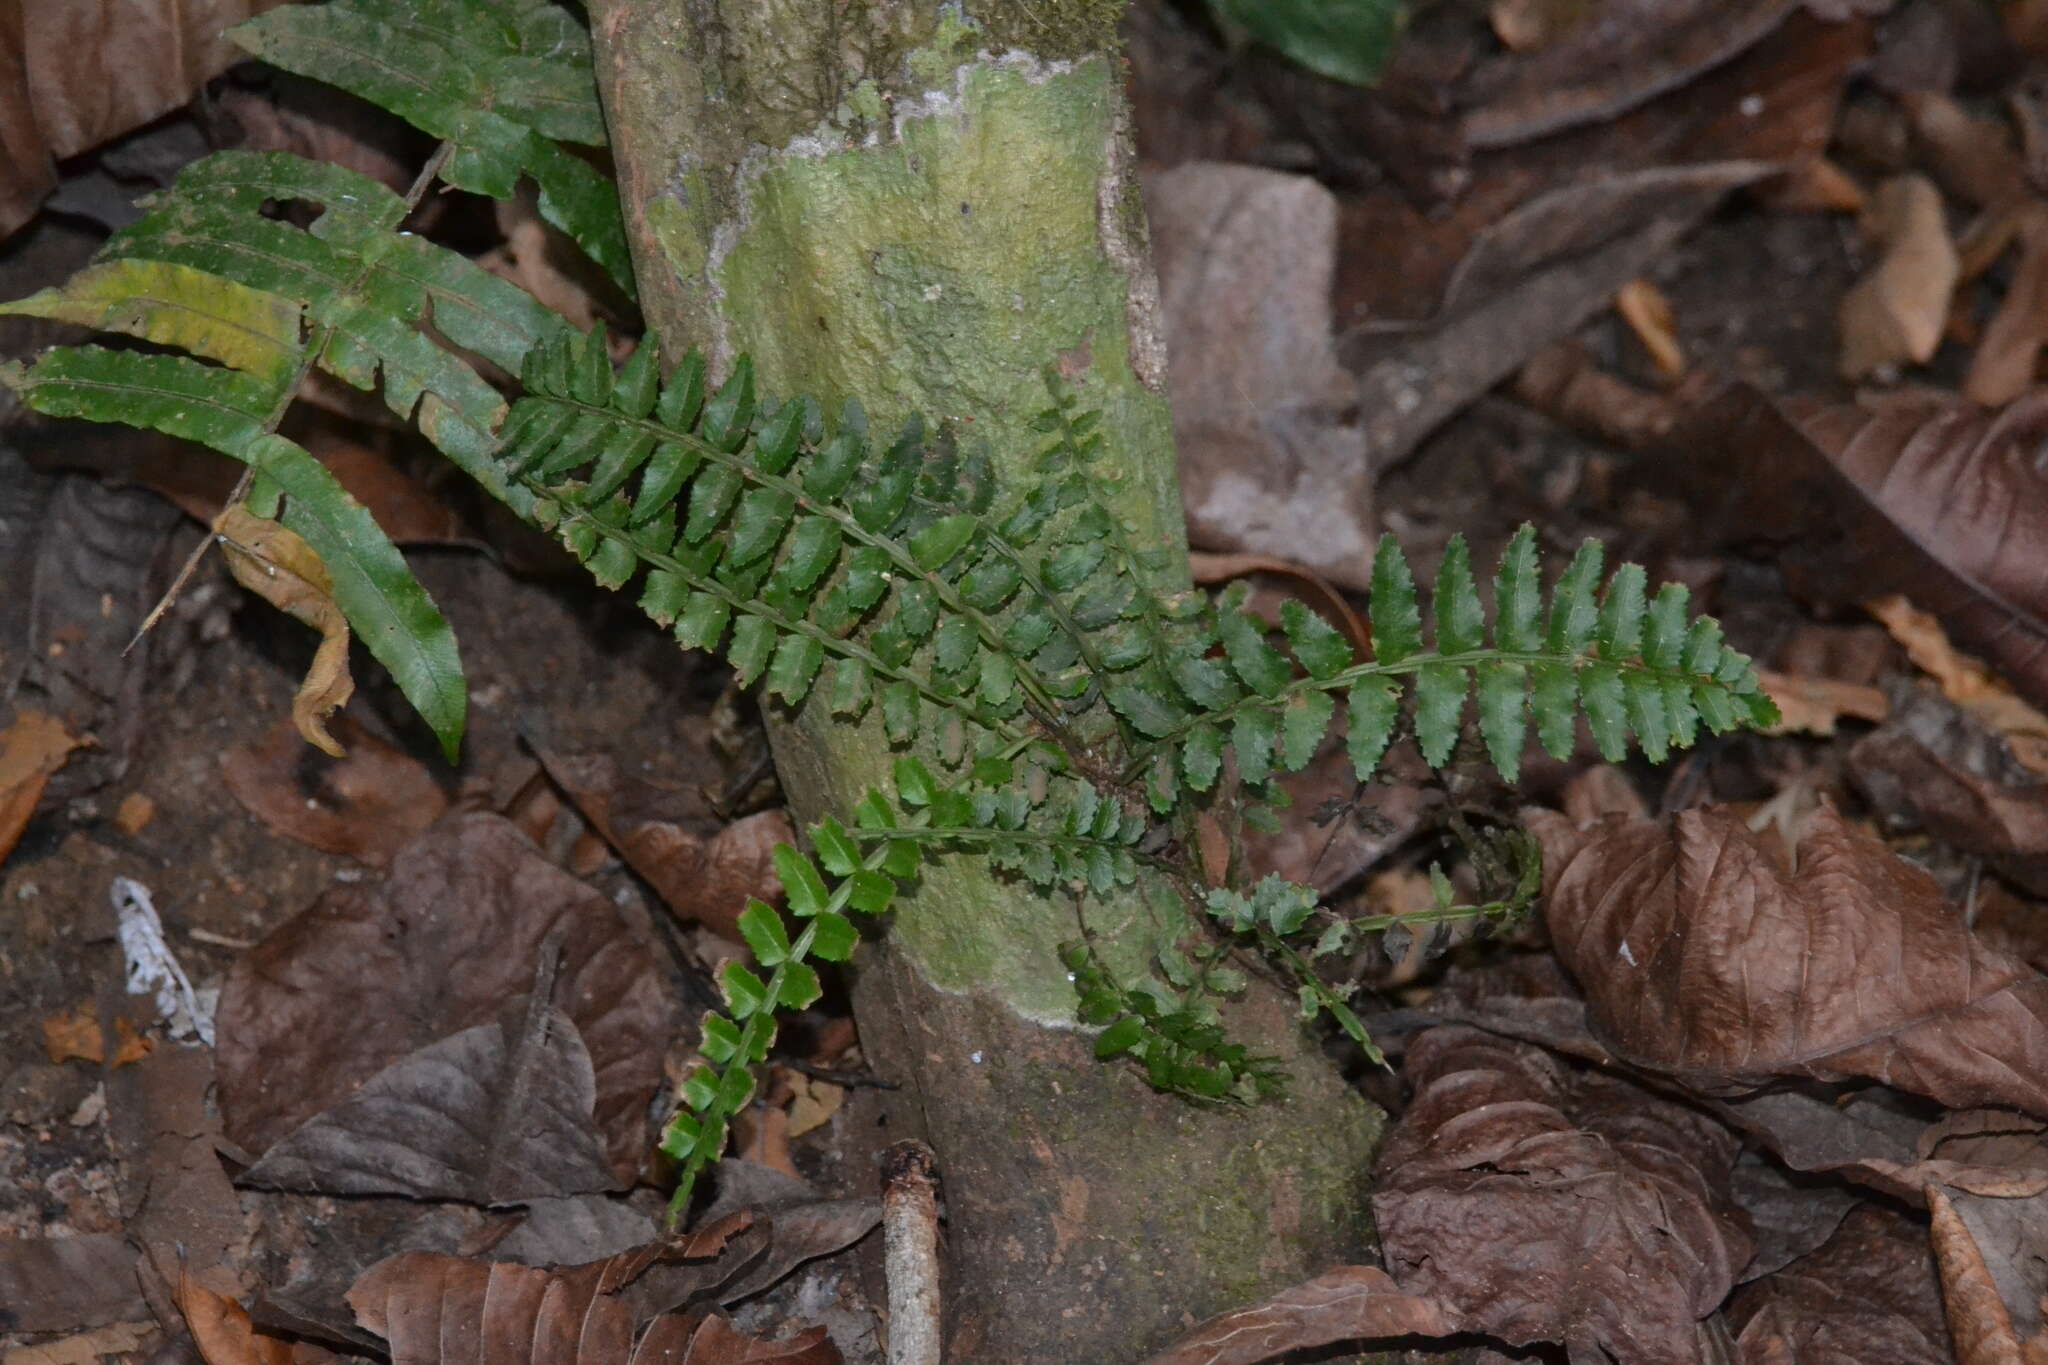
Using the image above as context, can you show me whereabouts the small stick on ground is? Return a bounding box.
[882,1138,942,1365]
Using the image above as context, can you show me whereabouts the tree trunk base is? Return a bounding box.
[850,943,1384,1364]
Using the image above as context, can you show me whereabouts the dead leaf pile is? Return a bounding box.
[215,813,674,1188]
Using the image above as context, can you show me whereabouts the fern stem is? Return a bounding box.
[1146,647,1737,747]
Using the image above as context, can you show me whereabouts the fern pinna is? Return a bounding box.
[0,0,1779,1220]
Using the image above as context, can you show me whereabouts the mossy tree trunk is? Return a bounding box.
[585,4,1382,1358]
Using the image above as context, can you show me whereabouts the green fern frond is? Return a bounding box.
[1145,525,1778,791]
[228,0,634,292]
[498,336,1222,768]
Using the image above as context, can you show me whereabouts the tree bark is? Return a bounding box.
[585,5,1383,1359]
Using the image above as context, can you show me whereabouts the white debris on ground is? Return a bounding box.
[112,876,215,1046]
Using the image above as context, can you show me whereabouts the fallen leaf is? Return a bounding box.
[1371,1025,1751,1361]
[644,1316,840,1365]
[1459,0,1803,148]
[1147,162,1371,589]
[0,1234,148,1333]
[1727,1152,1862,1283]
[40,1002,151,1067]
[106,1046,247,1298]
[175,1274,342,1365]
[1867,595,2048,771]
[1905,89,2032,212]
[1728,1203,1952,1365]
[216,505,353,759]
[215,73,413,195]
[1138,1265,1455,1365]
[0,1,295,239]
[696,1161,883,1307]
[1616,276,1686,379]
[1529,803,2048,1116]
[1490,0,1594,53]
[0,1321,155,1365]
[1756,666,1889,736]
[221,715,448,866]
[1966,204,2048,406]
[1850,683,2048,894]
[0,707,85,866]
[534,746,792,944]
[341,1212,852,1364]
[215,813,674,1183]
[492,1196,660,1269]
[1927,1184,2045,1365]
[237,990,621,1204]
[1838,174,1958,379]
[782,1073,843,1142]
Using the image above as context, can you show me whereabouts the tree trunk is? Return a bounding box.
[585,5,1383,1359]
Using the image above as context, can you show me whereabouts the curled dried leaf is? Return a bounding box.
[217,505,352,758]
[1838,174,1958,380]
[1371,1025,1750,1361]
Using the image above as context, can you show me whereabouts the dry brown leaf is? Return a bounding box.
[175,1273,339,1365]
[1757,154,1869,213]
[1138,1265,1456,1365]
[0,1,295,240]
[1460,0,1804,149]
[221,715,447,866]
[1929,1184,2033,1365]
[39,1004,152,1068]
[1756,666,1889,736]
[783,1073,844,1141]
[1869,595,2048,772]
[1905,90,2032,212]
[216,813,674,1182]
[1616,276,1686,379]
[1371,1026,1751,1362]
[1,1321,155,1365]
[1967,204,2048,407]
[478,190,613,336]
[1839,174,1959,379]
[1490,0,1594,52]
[345,1211,850,1364]
[0,707,86,866]
[235,989,621,1204]
[216,506,352,759]
[1850,684,2048,894]
[113,792,155,835]
[1729,1203,1953,1365]
[534,745,793,943]
[1653,387,2048,719]
[0,1234,148,1334]
[1530,803,2048,1115]
[215,76,412,195]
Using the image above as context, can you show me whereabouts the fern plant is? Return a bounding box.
[0,0,1780,1221]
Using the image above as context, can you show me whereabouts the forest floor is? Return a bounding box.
[5,2,2048,1363]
